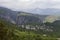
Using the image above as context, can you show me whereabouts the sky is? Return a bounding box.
[0,0,60,14]
[0,0,60,10]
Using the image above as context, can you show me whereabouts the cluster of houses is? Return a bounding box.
[17,24,53,32]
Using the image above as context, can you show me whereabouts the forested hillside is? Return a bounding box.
[0,18,58,40]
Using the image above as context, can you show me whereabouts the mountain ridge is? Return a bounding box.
[0,7,60,24]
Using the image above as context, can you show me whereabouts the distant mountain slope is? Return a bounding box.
[16,12,48,25]
[44,15,60,23]
[28,8,60,15]
[0,7,60,24]
[0,7,48,25]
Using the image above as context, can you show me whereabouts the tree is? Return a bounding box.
[0,22,8,40]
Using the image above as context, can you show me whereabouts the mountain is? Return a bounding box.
[0,7,18,24]
[28,8,60,15]
[0,7,48,25]
[44,15,60,23]
[0,7,60,24]
[0,7,60,38]
[15,12,48,25]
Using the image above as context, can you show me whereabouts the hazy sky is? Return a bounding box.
[0,0,60,10]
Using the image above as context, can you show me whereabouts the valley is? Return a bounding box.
[0,7,60,40]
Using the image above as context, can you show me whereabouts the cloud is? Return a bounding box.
[0,0,60,11]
